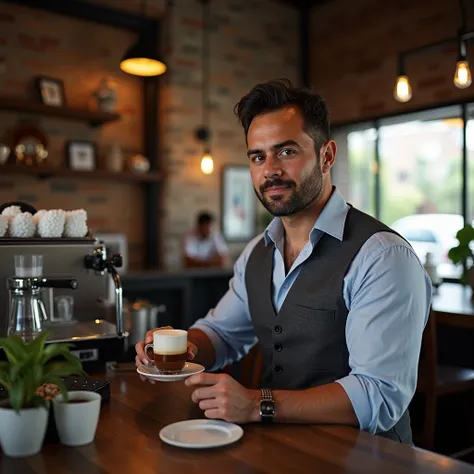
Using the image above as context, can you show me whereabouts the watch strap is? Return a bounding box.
[260,388,275,422]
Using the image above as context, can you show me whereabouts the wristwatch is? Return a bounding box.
[259,388,276,422]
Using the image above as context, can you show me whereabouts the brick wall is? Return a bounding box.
[0,0,299,269]
[310,0,474,124]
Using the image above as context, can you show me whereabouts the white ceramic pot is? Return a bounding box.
[52,391,101,446]
[0,404,49,457]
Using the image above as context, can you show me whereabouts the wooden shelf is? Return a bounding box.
[0,164,162,183]
[0,96,120,127]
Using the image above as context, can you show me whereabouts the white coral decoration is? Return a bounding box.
[1,205,22,219]
[64,209,88,238]
[0,215,8,237]
[38,209,66,238]
[10,212,36,238]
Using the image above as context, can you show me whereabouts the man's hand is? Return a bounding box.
[185,373,260,423]
[135,327,198,384]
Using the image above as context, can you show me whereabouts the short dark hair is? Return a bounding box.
[234,78,330,151]
[197,211,214,226]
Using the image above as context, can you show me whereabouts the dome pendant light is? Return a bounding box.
[120,0,168,77]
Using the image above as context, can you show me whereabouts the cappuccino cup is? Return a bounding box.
[144,329,187,374]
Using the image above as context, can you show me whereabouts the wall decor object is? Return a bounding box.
[128,153,150,173]
[11,124,48,166]
[93,77,118,113]
[66,141,97,171]
[0,144,10,165]
[36,76,66,107]
[221,165,256,242]
[105,143,123,172]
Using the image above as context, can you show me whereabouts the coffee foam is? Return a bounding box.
[153,330,187,355]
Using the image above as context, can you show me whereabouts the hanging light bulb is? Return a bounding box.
[454,38,472,89]
[201,152,214,174]
[454,60,472,88]
[394,75,412,102]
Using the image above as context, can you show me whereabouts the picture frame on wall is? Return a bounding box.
[221,165,256,242]
[66,140,97,171]
[36,76,66,107]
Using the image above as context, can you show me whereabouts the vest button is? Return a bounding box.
[274,344,283,352]
[274,325,282,334]
[274,365,283,374]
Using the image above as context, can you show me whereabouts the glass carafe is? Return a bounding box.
[8,289,47,340]
[7,277,78,342]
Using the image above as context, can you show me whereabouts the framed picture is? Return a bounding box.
[221,165,256,242]
[66,141,97,171]
[36,76,66,107]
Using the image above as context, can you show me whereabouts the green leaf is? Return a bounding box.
[30,395,48,409]
[9,353,35,382]
[44,361,84,378]
[26,331,50,364]
[0,336,27,364]
[40,342,75,364]
[457,225,474,245]
[0,372,12,391]
[9,380,25,411]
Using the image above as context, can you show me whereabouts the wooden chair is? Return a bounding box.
[222,344,263,389]
[415,309,474,451]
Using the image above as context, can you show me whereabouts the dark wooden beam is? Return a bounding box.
[143,23,162,268]
[1,0,154,31]
[277,0,327,9]
[300,4,310,88]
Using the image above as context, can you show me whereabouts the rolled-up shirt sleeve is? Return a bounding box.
[189,235,261,371]
[336,244,432,434]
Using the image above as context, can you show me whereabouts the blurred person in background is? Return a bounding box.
[183,211,230,268]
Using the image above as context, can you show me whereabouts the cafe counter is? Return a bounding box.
[122,267,234,329]
[3,371,474,474]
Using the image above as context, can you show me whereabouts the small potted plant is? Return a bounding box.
[448,224,474,293]
[0,331,85,457]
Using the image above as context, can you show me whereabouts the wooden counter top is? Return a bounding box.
[2,372,474,474]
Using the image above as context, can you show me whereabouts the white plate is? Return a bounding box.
[159,419,244,449]
[136,362,205,382]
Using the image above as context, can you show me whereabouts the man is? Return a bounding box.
[183,211,230,268]
[137,79,431,444]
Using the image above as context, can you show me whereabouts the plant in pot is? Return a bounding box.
[0,331,85,457]
[448,224,474,292]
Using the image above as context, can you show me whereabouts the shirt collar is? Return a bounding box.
[263,187,349,246]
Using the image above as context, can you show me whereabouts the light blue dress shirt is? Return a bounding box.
[190,188,432,434]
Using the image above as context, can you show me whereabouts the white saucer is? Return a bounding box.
[159,419,244,449]
[137,362,205,382]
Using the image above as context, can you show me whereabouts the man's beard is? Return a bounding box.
[255,161,323,217]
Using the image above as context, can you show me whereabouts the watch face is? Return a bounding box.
[260,400,275,416]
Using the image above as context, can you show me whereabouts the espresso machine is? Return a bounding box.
[0,237,125,371]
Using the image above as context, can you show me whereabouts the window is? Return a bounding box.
[336,104,471,280]
[332,125,376,216]
[378,106,462,227]
[468,103,474,224]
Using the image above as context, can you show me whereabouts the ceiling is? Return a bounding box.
[277,0,329,10]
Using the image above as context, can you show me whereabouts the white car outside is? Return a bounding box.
[390,214,464,280]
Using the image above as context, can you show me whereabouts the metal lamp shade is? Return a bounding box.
[120,36,167,77]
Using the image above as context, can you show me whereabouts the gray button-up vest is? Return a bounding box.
[245,206,412,444]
